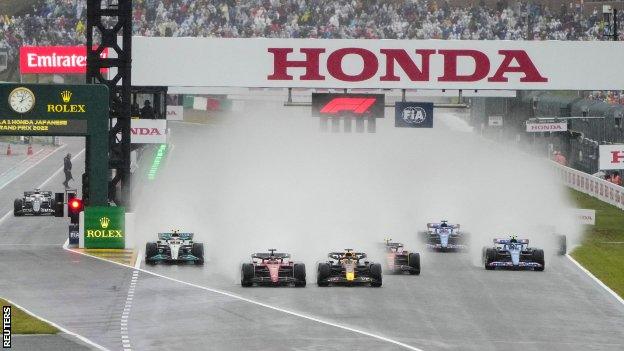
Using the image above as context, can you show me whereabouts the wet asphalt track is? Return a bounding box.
[0,117,623,351]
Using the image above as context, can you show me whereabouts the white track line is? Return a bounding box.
[134,249,142,269]
[566,254,624,306]
[120,269,138,351]
[1,297,109,351]
[64,246,424,351]
[0,145,66,191]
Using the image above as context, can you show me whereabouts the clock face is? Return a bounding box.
[8,87,36,114]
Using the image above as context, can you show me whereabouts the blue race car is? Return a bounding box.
[482,237,544,271]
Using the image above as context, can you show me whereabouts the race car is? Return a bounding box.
[317,249,382,287]
[555,234,567,256]
[383,239,420,275]
[145,231,204,265]
[240,249,306,287]
[482,236,544,271]
[419,220,469,251]
[14,189,56,216]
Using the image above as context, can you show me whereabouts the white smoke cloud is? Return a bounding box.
[132,98,581,282]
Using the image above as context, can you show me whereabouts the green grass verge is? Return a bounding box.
[568,189,624,298]
[0,299,59,334]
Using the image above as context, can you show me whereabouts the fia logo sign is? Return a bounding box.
[395,102,433,128]
[402,106,427,124]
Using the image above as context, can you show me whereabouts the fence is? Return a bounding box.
[554,161,624,210]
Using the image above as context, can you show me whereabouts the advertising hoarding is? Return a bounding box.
[130,37,624,90]
[131,119,167,144]
[599,144,624,170]
[84,206,125,249]
[526,122,567,132]
[19,46,108,74]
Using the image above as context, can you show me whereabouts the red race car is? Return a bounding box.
[384,239,420,275]
[241,249,306,287]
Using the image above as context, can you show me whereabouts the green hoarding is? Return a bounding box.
[84,206,125,249]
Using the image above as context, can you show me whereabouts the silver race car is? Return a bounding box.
[420,220,469,251]
[482,236,544,271]
[14,189,56,216]
[145,231,204,265]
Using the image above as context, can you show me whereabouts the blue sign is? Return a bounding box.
[69,223,79,246]
[395,102,433,128]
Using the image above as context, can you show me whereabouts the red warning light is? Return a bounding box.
[69,198,83,211]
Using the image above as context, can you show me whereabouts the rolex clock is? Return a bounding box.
[8,87,35,113]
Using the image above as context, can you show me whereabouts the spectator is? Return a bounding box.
[131,102,140,117]
[553,150,567,166]
[140,100,155,119]
[612,171,622,186]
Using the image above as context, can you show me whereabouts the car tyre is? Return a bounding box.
[408,252,421,275]
[317,262,330,287]
[192,243,204,265]
[241,263,254,287]
[532,249,545,271]
[370,263,382,287]
[13,199,23,216]
[293,263,306,287]
[557,235,567,256]
[485,248,497,270]
[145,242,157,265]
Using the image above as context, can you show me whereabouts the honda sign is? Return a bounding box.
[130,37,624,90]
[526,122,568,132]
[131,119,167,144]
[599,144,624,170]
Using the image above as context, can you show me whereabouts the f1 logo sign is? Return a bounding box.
[320,97,376,114]
[312,93,385,118]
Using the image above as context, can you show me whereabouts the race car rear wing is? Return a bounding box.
[494,238,529,244]
[252,252,290,260]
[328,251,367,260]
[158,232,194,240]
[427,223,460,229]
[24,190,53,197]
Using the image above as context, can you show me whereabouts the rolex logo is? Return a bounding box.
[100,217,110,229]
[61,90,72,103]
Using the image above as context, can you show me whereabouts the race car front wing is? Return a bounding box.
[487,261,543,269]
[426,243,467,250]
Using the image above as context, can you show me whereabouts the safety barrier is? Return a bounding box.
[553,162,624,210]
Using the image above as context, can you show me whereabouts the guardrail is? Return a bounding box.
[553,162,624,210]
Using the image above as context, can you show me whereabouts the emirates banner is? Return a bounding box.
[129,37,624,90]
[20,46,109,74]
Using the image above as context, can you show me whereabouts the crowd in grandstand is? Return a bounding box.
[588,91,624,105]
[1,1,623,102]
